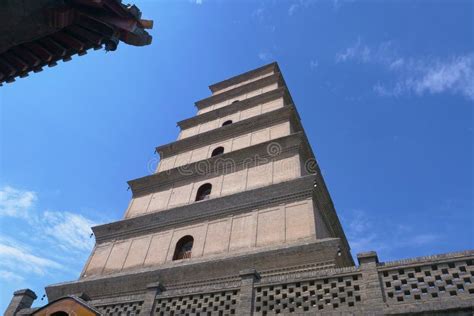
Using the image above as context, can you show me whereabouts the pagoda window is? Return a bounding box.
[211,146,224,157]
[195,183,212,201]
[173,235,194,260]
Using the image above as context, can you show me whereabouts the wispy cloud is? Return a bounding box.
[258,51,273,62]
[336,38,474,100]
[376,55,474,100]
[252,7,264,17]
[0,237,64,277]
[41,211,96,252]
[189,0,203,4]
[0,185,99,283]
[335,37,372,63]
[251,6,276,32]
[288,0,351,16]
[341,209,440,259]
[0,186,37,218]
[288,4,299,16]
[343,210,386,253]
[0,270,25,283]
[310,59,319,71]
[0,270,24,282]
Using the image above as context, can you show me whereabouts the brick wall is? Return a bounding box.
[85,250,472,315]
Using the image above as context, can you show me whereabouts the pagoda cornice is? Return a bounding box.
[131,131,313,195]
[178,87,291,130]
[156,105,301,159]
[97,173,318,243]
[208,62,279,94]
[46,238,342,301]
[195,72,285,110]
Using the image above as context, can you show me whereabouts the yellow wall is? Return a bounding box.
[83,198,316,278]
[198,83,278,115]
[126,154,300,218]
[178,97,284,140]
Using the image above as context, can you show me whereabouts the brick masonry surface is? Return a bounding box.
[77,250,473,315]
[5,63,473,316]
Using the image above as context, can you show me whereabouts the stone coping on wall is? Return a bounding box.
[94,174,318,243]
[89,293,145,308]
[208,62,279,94]
[154,105,301,159]
[378,249,474,269]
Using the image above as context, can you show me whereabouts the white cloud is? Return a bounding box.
[335,37,394,64]
[373,55,474,100]
[408,55,474,99]
[310,59,319,70]
[0,237,64,277]
[0,270,24,283]
[336,38,474,100]
[336,40,371,63]
[373,81,404,97]
[252,7,265,21]
[0,185,99,282]
[190,0,203,4]
[0,186,37,218]
[343,210,385,254]
[288,0,350,15]
[250,6,276,32]
[341,209,440,258]
[41,211,96,252]
[288,4,299,16]
[258,52,273,62]
[389,58,404,70]
[410,234,439,246]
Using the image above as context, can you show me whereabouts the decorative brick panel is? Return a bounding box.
[380,258,474,304]
[253,274,363,315]
[95,300,144,316]
[153,290,239,315]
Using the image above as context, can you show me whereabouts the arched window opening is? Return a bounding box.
[173,235,194,260]
[232,100,239,104]
[195,183,212,201]
[211,146,224,157]
[222,120,233,126]
[51,312,68,316]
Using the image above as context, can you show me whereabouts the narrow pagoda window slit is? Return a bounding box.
[211,146,224,157]
[173,235,194,260]
[195,183,212,201]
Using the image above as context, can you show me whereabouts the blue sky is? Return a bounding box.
[0,0,473,311]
